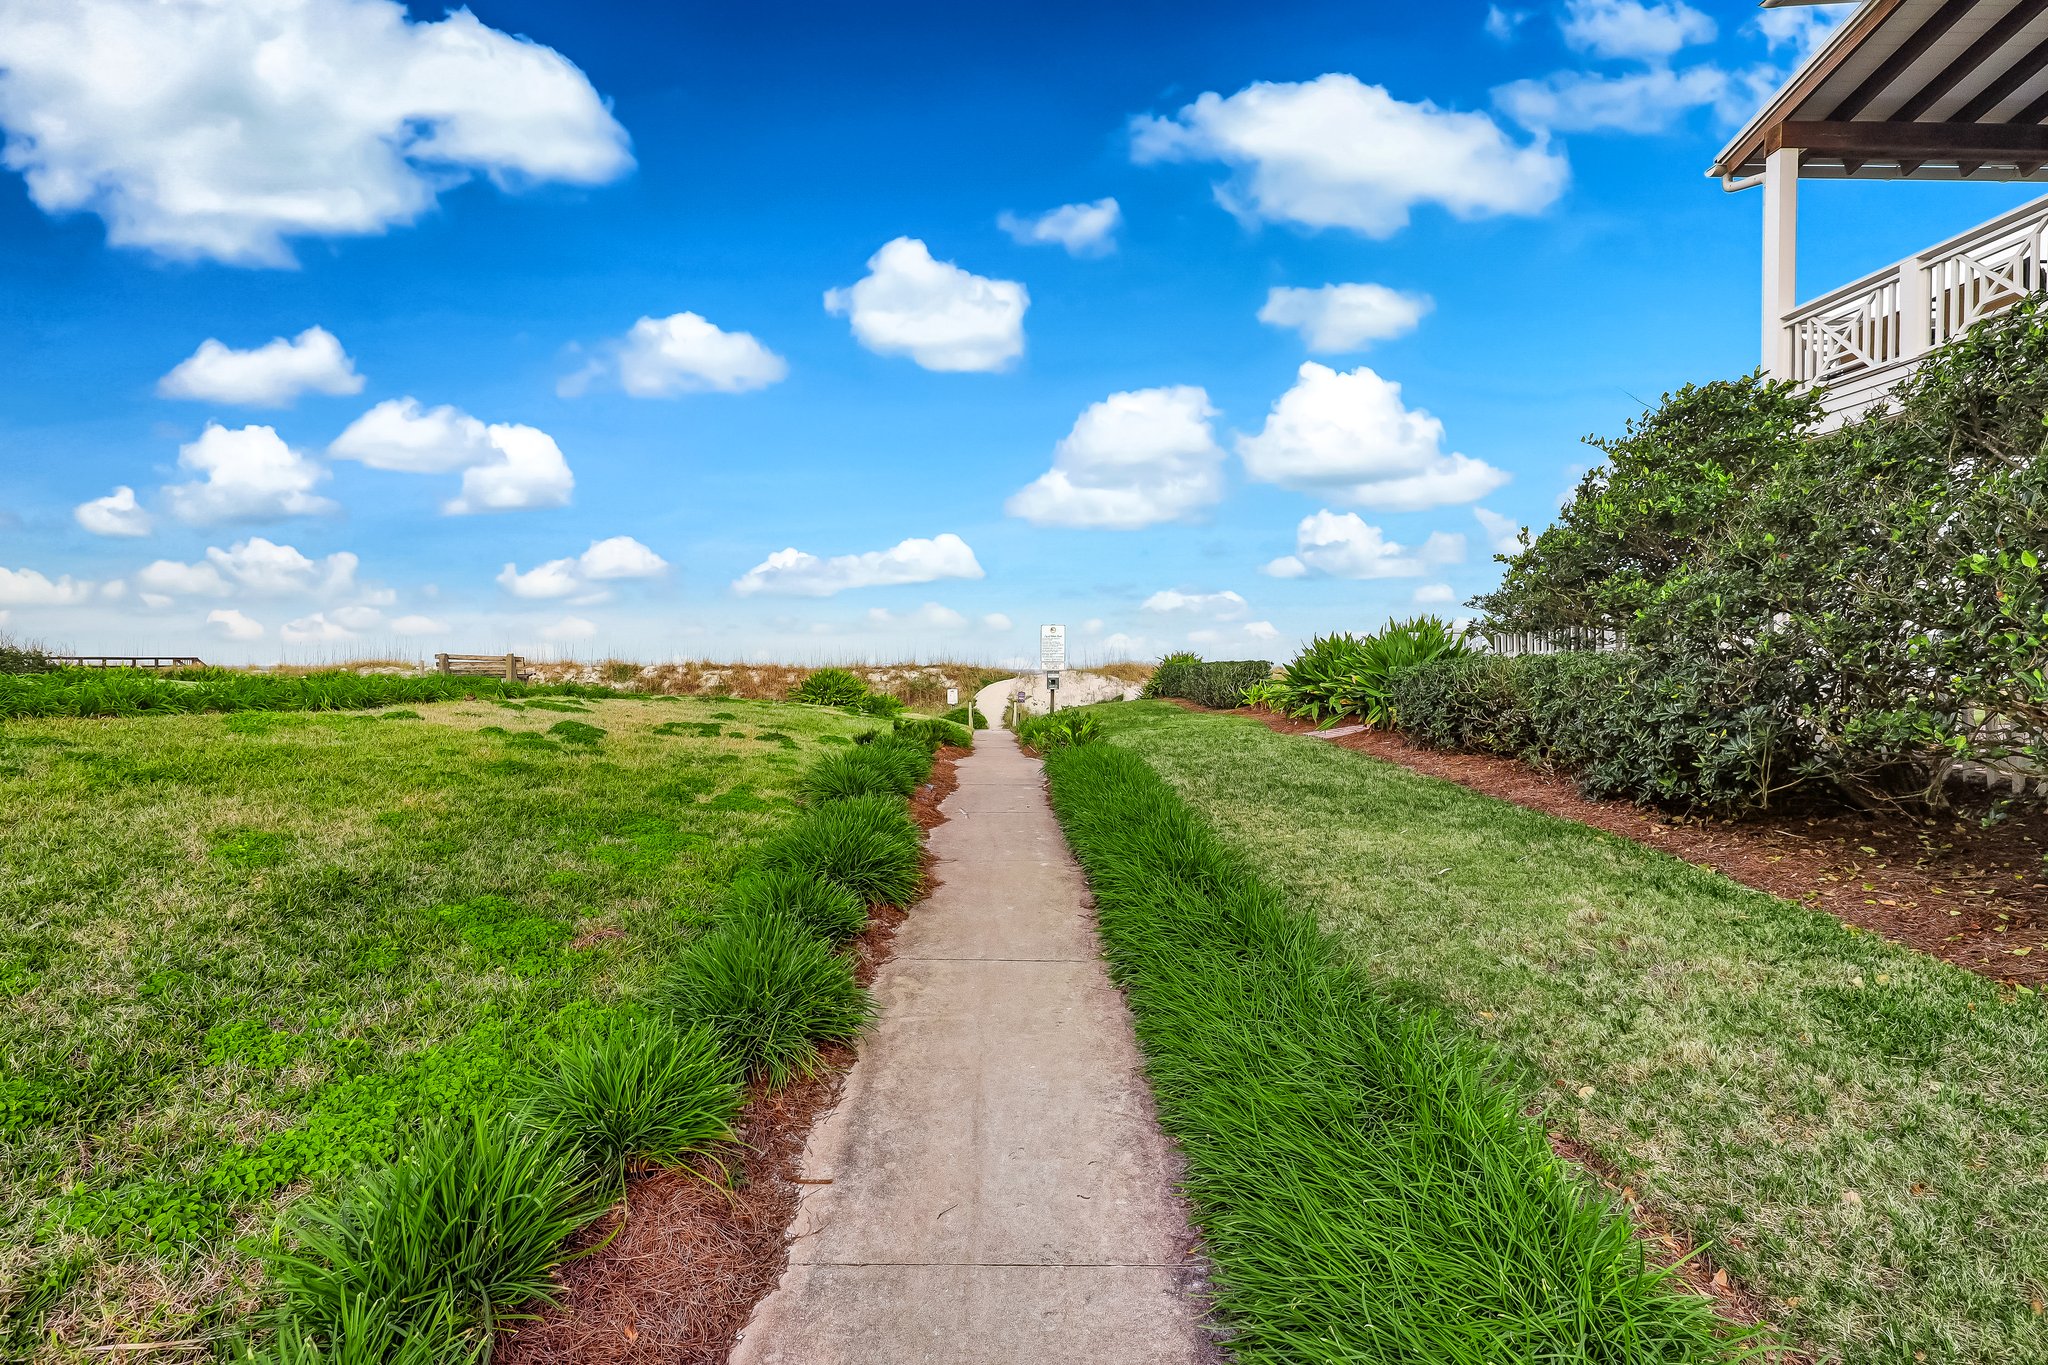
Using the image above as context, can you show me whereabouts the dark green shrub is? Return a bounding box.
[260,1114,606,1342]
[788,668,868,707]
[728,867,868,943]
[846,692,905,718]
[0,634,52,676]
[756,796,923,905]
[1141,651,1203,699]
[1146,659,1272,709]
[654,909,874,1084]
[1267,619,1468,727]
[942,703,989,730]
[518,1014,742,1184]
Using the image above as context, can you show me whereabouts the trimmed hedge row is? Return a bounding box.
[1144,658,1272,710]
[1391,651,1801,814]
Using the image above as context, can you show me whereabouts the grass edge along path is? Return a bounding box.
[1040,740,1753,1364]
[218,718,959,1364]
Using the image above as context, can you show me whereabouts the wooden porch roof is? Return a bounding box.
[1711,0,2048,181]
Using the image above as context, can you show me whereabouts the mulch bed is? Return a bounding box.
[1239,710,2048,989]
[497,746,964,1365]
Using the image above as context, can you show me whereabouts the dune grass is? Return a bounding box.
[0,692,875,1356]
[1089,700,2048,1365]
[1042,738,1745,1364]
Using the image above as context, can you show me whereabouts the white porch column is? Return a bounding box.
[1761,145,1799,379]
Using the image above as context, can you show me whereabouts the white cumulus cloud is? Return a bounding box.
[732,532,984,598]
[1560,0,1715,61]
[1130,73,1567,238]
[1263,509,1465,580]
[1245,620,1280,641]
[609,312,788,397]
[1413,583,1458,605]
[867,602,969,631]
[75,485,152,537]
[997,198,1121,256]
[498,536,666,600]
[542,615,597,642]
[207,608,264,640]
[281,612,353,644]
[1494,64,1728,133]
[137,537,357,597]
[157,327,363,406]
[825,238,1027,372]
[982,612,1014,632]
[1474,506,1528,554]
[164,423,336,525]
[1238,363,1509,511]
[1259,284,1432,353]
[1141,589,1249,620]
[1007,385,1226,529]
[330,399,572,513]
[0,0,632,267]
[0,565,95,605]
[390,614,446,637]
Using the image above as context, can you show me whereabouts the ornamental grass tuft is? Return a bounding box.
[519,1013,742,1185]
[728,866,869,943]
[756,794,923,906]
[653,909,874,1085]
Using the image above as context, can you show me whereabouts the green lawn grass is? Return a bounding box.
[0,694,876,1357]
[1093,701,2048,1364]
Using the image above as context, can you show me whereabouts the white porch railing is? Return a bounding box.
[1782,192,2048,423]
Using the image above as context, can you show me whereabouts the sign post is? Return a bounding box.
[1040,623,1066,714]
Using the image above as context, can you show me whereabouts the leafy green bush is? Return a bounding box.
[1039,741,1747,1362]
[787,667,869,707]
[1267,619,1470,727]
[942,703,989,730]
[756,795,924,906]
[654,909,874,1084]
[846,692,905,718]
[260,1113,606,1343]
[519,1014,742,1184]
[1144,659,1271,710]
[1016,709,1102,751]
[1140,651,1203,699]
[797,739,929,803]
[1463,296,2048,812]
[0,634,52,676]
[728,867,869,943]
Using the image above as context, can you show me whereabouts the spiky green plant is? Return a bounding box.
[654,909,875,1084]
[1016,710,1103,751]
[242,1296,475,1365]
[756,795,923,906]
[259,1114,606,1343]
[728,867,869,943]
[518,1014,743,1185]
[787,667,869,707]
[1269,618,1472,728]
[797,738,929,803]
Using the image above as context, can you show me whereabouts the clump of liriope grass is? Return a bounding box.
[756,794,922,906]
[1040,741,1752,1364]
[654,908,874,1084]
[242,1294,472,1365]
[728,866,868,943]
[519,1013,743,1186]
[796,737,929,804]
[259,1113,606,1346]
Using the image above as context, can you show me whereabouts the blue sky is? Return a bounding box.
[0,0,2037,666]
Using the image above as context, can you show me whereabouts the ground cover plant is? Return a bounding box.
[0,666,614,721]
[1040,724,1743,1364]
[0,691,880,1355]
[1090,700,2048,1363]
[1141,654,1272,710]
[1015,709,1103,752]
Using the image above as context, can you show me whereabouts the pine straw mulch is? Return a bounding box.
[1234,710,2048,989]
[496,747,964,1365]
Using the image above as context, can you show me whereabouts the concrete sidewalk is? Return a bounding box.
[728,730,1213,1365]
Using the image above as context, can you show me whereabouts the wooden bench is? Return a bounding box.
[435,653,532,682]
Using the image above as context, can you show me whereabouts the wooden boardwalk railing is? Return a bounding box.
[49,656,204,669]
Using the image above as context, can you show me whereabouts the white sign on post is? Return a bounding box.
[1039,623,1066,670]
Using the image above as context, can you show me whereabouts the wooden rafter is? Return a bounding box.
[1832,0,1979,120]
[1774,118,2048,159]
[1894,0,2048,120]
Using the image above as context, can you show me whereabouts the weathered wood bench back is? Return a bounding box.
[435,653,530,681]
